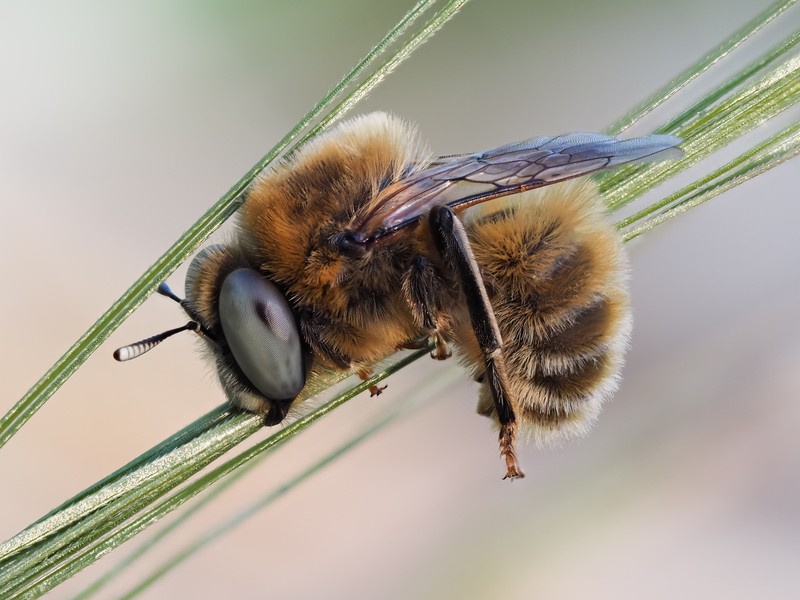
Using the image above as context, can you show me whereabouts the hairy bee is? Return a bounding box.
[115,112,681,479]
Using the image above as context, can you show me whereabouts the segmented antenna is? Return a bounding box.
[113,322,200,362]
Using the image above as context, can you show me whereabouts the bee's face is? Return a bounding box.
[115,112,682,478]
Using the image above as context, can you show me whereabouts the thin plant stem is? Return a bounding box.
[291,0,470,155]
[602,53,800,210]
[5,350,429,600]
[33,406,234,525]
[0,369,348,574]
[620,121,800,241]
[656,28,800,135]
[75,368,459,600]
[0,412,261,592]
[595,24,800,197]
[605,0,797,135]
[616,119,800,228]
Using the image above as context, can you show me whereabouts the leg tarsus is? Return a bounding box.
[499,421,524,480]
[399,336,430,350]
[263,399,291,426]
[430,331,452,361]
[369,384,387,397]
[399,332,452,360]
[357,368,387,397]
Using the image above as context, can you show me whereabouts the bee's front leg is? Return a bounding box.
[299,309,352,370]
[299,310,387,397]
[429,206,524,480]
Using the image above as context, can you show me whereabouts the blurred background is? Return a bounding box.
[1,0,799,598]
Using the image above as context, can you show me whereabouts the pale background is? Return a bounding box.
[2,1,799,598]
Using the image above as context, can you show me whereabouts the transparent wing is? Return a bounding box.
[347,132,682,248]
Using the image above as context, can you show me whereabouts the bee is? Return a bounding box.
[115,112,681,479]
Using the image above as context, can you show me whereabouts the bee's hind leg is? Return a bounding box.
[429,206,524,480]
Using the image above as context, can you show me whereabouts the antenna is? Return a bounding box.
[113,282,207,362]
[113,322,200,361]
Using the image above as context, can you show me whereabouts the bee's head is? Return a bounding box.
[114,245,307,404]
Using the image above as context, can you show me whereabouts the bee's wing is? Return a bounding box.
[351,132,682,246]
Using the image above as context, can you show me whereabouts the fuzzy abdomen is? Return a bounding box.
[455,179,632,445]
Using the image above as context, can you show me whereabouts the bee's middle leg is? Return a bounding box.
[402,255,453,360]
[429,206,524,480]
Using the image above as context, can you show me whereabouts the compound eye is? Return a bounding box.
[218,268,305,401]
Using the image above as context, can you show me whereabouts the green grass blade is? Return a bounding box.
[75,367,458,600]
[656,28,800,135]
[605,0,797,135]
[601,53,800,210]
[33,406,233,526]
[620,120,800,241]
[5,350,429,600]
[291,0,469,154]
[0,412,260,592]
[595,24,800,197]
[0,369,348,574]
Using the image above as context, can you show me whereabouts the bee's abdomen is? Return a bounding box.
[460,179,631,445]
[501,287,630,442]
